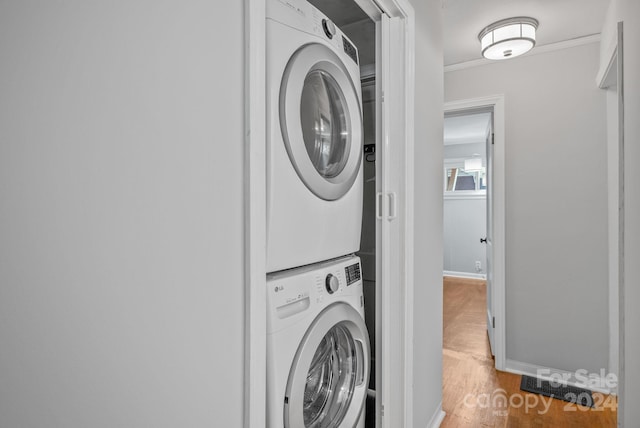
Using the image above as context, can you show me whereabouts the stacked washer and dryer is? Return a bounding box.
[265,0,370,427]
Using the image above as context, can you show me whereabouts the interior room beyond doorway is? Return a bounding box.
[443,111,490,280]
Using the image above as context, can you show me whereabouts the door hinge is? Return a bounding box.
[492,316,495,328]
[380,404,384,416]
[491,133,495,145]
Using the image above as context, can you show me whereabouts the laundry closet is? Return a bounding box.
[263,0,381,425]
[307,0,378,425]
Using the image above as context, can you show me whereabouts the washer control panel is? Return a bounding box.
[325,273,339,294]
[266,255,363,331]
[344,262,361,286]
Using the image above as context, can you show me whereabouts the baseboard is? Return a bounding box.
[505,359,613,395]
[426,403,446,428]
[443,271,486,280]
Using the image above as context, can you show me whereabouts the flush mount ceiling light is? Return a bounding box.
[464,156,483,172]
[478,17,539,60]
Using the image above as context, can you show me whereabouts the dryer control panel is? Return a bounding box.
[341,36,358,65]
[311,7,359,65]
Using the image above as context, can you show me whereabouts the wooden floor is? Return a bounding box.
[441,276,617,428]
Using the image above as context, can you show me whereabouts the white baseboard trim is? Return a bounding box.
[426,402,446,428]
[443,271,486,280]
[505,359,613,395]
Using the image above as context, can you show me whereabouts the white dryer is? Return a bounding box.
[266,255,370,428]
[266,0,364,273]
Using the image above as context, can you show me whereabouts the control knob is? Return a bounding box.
[322,19,336,39]
[325,274,339,294]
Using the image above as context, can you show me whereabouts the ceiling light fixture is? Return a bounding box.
[478,17,539,60]
[464,156,483,172]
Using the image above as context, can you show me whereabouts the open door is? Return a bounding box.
[375,13,386,428]
[485,113,495,355]
[376,10,412,428]
[376,11,395,428]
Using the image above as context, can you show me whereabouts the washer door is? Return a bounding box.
[280,43,362,201]
[284,303,370,428]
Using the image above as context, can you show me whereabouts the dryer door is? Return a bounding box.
[280,43,363,201]
[284,303,370,428]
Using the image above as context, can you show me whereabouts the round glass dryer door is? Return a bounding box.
[280,43,362,201]
[284,303,370,428]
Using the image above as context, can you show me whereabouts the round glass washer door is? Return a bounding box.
[284,303,370,428]
[280,43,363,201]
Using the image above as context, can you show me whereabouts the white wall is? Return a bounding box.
[409,0,445,425]
[445,43,609,375]
[622,0,640,422]
[444,142,485,161]
[621,1,640,423]
[443,197,486,275]
[0,2,245,427]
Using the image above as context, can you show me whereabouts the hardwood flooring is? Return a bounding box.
[441,276,617,428]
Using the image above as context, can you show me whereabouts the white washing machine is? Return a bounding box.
[267,255,370,428]
[266,0,364,273]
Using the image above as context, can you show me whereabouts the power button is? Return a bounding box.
[325,274,339,294]
[322,18,336,39]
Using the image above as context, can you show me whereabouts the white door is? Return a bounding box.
[280,43,363,201]
[485,115,495,355]
[376,12,408,428]
[284,303,370,428]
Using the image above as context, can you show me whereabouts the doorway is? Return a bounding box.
[444,96,506,370]
[597,20,624,407]
[443,110,490,281]
[244,0,417,427]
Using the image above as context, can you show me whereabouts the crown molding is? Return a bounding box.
[444,33,601,73]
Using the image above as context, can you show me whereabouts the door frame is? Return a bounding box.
[444,95,506,370]
[597,19,624,406]
[243,0,416,427]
